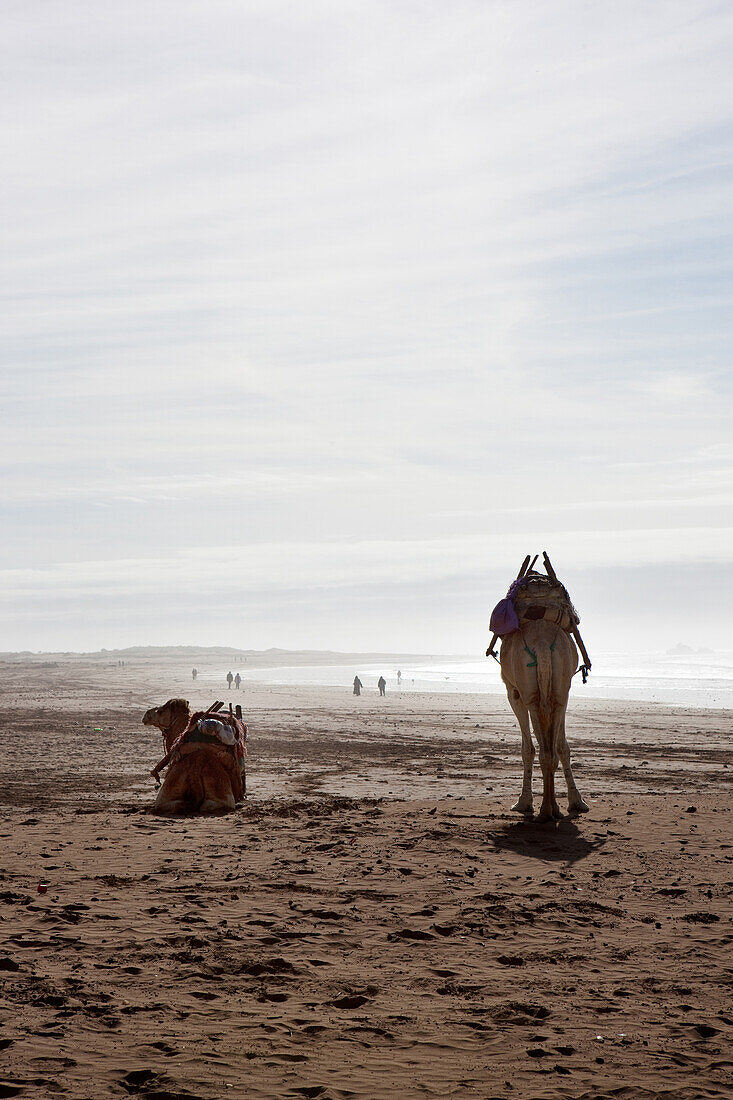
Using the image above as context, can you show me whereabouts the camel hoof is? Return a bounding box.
[511,800,534,815]
[569,800,590,815]
[536,811,554,825]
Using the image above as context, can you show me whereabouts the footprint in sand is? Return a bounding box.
[694,1023,720,1038]
[149,1040,178,1056]
[330,994,369,1009]
[239,958,298,976]
[490,1001,551,1025]
[118,1068,202,1097]
[389,928,435,941]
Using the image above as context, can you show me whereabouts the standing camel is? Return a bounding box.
[500,620,589,822]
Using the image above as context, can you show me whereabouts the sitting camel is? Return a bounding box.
[500,621,588,822]
[142,699,246,815]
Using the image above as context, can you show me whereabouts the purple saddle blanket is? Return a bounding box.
[490,598,519,637]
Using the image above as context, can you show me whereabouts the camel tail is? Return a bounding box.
[536,641,553,736]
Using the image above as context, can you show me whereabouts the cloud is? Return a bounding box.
[1,526,731,610]
[637,371,713,402]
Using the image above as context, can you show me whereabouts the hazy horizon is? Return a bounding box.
[2,2,731,656]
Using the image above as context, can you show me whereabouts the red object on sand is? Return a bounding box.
[37,883,48,894]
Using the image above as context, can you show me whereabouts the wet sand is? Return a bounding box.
[1,652,731,1099]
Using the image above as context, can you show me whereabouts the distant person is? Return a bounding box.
[353,675,363,697]
[234,672,242,690]
[192,668,198,681]
[226,670,234,690]
[377,676,386,697]
[397,670,402,686]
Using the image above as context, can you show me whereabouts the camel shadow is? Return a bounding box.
[487,816,606,866]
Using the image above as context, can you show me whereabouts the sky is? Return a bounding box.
[1,0,732,654]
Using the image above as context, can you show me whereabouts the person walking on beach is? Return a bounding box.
[226,670,234,690]
[377,676,386,697]
[191,668,198,681]
[397,670,402,687]
[234,672,242,690]
[353,675,363,697]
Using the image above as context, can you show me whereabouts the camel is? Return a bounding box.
[500,621,589,822]
[142,698,245,815]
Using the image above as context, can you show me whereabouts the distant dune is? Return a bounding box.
[0,645,449,666]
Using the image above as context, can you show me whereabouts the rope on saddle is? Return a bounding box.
[521,628,558,668]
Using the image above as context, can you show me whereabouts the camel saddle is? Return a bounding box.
[512,571,580,632]
[491,571,580,637]
[172,710,247,760]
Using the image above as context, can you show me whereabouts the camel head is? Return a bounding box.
[142,698,191,751]
[142,698,189,731]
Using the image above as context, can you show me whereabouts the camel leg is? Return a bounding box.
[199,792,236,814]
[529,706,561,823]
[153,759,203,816]
[507,689,535,814]
[198,763,236,814]
[556,708,589,813]
[153,786,190,816]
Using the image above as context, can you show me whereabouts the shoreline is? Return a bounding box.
[3,646,733,714]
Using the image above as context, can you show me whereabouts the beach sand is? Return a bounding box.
[1,652,731,1099]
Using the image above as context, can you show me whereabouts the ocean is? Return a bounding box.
[240,650,733,710]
